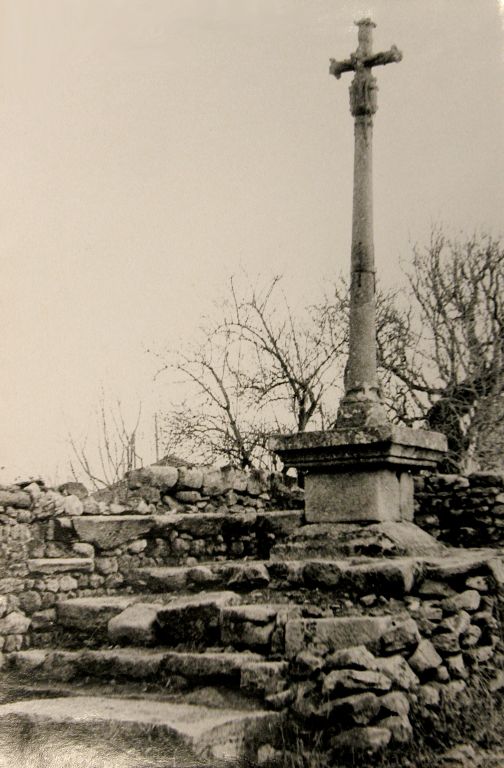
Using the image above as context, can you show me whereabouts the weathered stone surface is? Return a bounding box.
[439,611,471,637]
[240,661,288,696]
[18,591,42,614]
[408,639,443,676]
[431,632,460,655]
[0,695,282,761]
[160,651,263,679]
[418,580,457,598]
[325,645,376,671]
[63,495,84,517]
[59,482,88,500]
[94,556,118,575]
[72,516,153,549]
[379,617,420,654]
[379,691,410,718]
[285,616,394,658]
[177,467,204,490]
[292,650,325,677]
[221,605,278,650]
[326,692,381,725]
[446,654,467,679]
[72,542,95,558]
[418,684,440,708]
[322,669,392,696]
[442,590,481,614]
[108,603,163,645]
[305,469,402,523]
[130,566,189,592]
[226,563,270,591]
[27,558,93,575]
[373,655,420,690]
[57,595,139,630]
[146,465,179,489]
[0,611,30,635]
[379,715,412,743]
[30,609,56,630]
[157,592,240,647]
[331,725,391,752]
[0,490,31,508]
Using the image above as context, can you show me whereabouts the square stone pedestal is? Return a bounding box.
[270,424,446,524]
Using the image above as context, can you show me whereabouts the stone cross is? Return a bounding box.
[330,19,402,429]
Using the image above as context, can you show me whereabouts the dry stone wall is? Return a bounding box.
[414,471,504,548]
[0,465,303,654]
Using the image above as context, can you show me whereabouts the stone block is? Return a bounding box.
[305,469,402,523]
[0,611,30,635]
[326,692,381,725]
[57,595,137,630]
[331,726,391,752]
[27,558,93,575]
[408,639,443,676]
[157,592,240,647]
[322,669,392,695]
[240,661,288,696]
[108,603,163,646]
[284,616,393,658]
[72,516,153,549]
[63,495,84,516]
[379,618,420,654]
[379,715,412,743]
[0,490,31,509]
[177,467,204,490]
[325,645,376,671]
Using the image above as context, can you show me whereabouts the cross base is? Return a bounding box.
[270,424,447,524]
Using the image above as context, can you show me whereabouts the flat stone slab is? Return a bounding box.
[108,602,164,645]
[0,695,282,761]
[57,595,141,630]
[270,424,447,469]
[8,648,264,683]
[72,515,154,549]
[284,616,396,658]
[161,651,264,678]
[27,557,94,575]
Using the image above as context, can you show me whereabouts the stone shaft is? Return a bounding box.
[332,19,401,428]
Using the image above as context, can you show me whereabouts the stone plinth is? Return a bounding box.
[270,425,446,523]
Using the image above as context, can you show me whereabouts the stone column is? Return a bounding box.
[336,20,388,429]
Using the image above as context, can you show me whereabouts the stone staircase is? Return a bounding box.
[1,504,503,766]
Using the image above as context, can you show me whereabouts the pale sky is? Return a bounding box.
[0,0,503,483]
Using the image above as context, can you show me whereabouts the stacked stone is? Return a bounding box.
[414,472,504,547]
[407,575,498,684]
[279,621,420,757]
[0,467,303,654]
[264,564,501,760]
[124,464,303,515]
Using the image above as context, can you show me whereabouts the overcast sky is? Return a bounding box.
[0,0,503,483]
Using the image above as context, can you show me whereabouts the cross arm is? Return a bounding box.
[365,45,402,69]
[329,45,403,79]
[329,57,355,80]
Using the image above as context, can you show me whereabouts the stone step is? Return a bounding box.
[68,509,303,555]
[269,521,445,559]
[0,694,282,764]
[283,615,405,658]
[129,556,420,598]
[8,647,267,689]
[220,604,303,654]
[108,591,242,647]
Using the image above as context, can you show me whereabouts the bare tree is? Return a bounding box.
[68,393,143,490]
[157,277,348,468]
[379,230,504,471]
